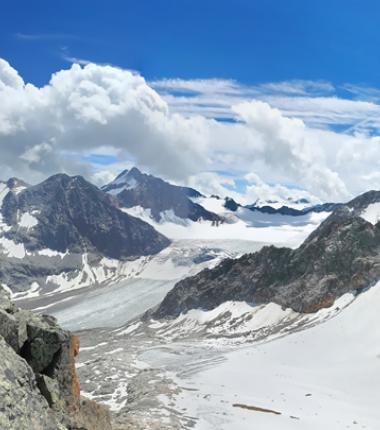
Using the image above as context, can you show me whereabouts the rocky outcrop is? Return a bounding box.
[154,199,380,319]
[223,197,240,212]
[0,286,111,430]
[0,177,29,192]
[102,167,220,223]
[1,173,170,260]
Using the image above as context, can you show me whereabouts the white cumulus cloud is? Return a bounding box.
[0,57,379,203]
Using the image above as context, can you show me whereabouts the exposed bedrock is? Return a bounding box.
[0,286,111,430]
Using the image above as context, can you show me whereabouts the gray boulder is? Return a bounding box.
[0,336,66,430]
[0,286,112,430]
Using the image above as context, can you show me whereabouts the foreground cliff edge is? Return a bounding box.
[0,286,111,430]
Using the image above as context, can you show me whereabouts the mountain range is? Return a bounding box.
[0,167,341,296]
[1,167,380,429]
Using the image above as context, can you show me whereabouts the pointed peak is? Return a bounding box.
[102,167,145,194]
[112,167,144,182]
[129,166,141,173]
[127,167,144,178]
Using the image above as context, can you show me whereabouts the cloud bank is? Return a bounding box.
[0,58,379,203]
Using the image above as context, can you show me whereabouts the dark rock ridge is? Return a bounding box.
[153,191,380,319]
[0,286,111,429]
[1,173,170,259]
[346,189,380,212]
[245,202,343,216]
[102,167,220,222]
[223,197,240,212]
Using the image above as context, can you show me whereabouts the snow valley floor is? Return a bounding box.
[168,282,380,430]
[75,282,380,430]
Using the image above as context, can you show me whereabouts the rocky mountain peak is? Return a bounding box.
[115,166,143,181]
[102,167,218,222]
[127,166,143,177]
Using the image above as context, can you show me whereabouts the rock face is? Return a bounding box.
[347,189,380,211]
[154,193,380,319]
[102,167,220,222]
[223,197,240,212]
[1,173,170,259]
[0,286,111,429]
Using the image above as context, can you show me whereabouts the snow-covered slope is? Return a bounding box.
[360,202,380,225]
[75,280,379,429]
[168,281,380,430]
[121,292,354,344]
[122,204,329,246]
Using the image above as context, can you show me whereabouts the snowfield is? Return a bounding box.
[166,282,380,430]
[360,202,380,225]
[18,211,38,229]
[75,283,380,430]
[121,203,329,245]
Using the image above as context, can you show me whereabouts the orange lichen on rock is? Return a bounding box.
[304,295,335,313]
[70,335,81,403]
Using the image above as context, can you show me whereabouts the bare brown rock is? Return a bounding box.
[70,335,81,404]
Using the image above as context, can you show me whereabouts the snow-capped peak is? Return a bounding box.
[102,168,142,195]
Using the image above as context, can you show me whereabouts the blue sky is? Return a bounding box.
[1,1,380,203]
[3,0,380,87]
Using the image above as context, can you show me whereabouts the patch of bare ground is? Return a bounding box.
[232,403,282,415]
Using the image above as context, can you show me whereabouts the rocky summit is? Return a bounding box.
[103,167,220,222]
[154,192,380,319]
[0,285,111,430]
